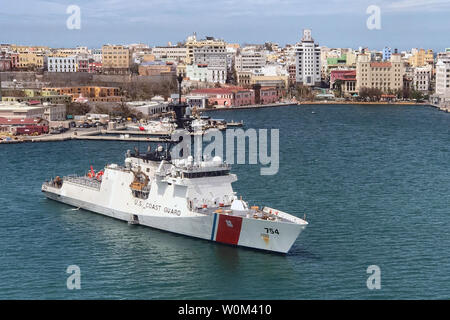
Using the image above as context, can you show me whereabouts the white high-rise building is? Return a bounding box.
[295,29,321,86]
[435,57,450,101]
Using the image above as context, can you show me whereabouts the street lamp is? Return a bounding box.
[177,71,185,104]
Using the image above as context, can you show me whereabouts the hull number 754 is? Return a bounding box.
[264,228,279,235]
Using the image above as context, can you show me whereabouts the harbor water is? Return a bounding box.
[0,104,449,299]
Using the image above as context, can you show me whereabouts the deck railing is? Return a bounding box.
[64,175,101,190]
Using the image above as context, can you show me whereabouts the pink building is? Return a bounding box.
[190,87,255,107]
[259,87,279,104]
[78,58,89,72]
[233,88,255,106]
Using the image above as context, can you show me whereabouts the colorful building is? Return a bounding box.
[259,87,279,104]
[138,62,176,76]
[330,70,357,96]
[42,86,122,102]
[101,44,131,74]
[17,52,44,70]
[88,62,102,73]
[190,87,255,107]
[409,49,434,67]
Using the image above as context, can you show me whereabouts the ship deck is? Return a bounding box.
[194,206,292,223]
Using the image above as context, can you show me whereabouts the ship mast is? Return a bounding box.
[168,71,192,131]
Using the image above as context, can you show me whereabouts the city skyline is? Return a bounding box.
[0,0,449,51]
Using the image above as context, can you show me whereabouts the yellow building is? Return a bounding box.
[142,54,156,62]
[346,51,357,66]
[250,75,288,88]
[409,49,434,67]
[101,45,131,73]
[138,65,174,76]
[176,64,186,77]
[50,49,78,57]
[17,52,44,69]
[42,86,122,102]
[226,43,240,50]
[266,53,279,63]
[356,54,404,93]
[10,45,49,53]
[236,71,252,87]
[425,49,434,65]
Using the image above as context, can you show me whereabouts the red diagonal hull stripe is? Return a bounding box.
[215,215,243,245]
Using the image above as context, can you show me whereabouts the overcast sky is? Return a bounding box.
[0,0,449,51]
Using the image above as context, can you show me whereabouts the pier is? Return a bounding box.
[104,129,171,136]
[19,128,171,143]
[427,103,450,113]
[73,135,168,142]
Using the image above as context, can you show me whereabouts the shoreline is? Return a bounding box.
[199,101,450,116]
[201,101,436,112]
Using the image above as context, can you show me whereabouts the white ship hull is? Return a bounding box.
[42,154,307,254]
[43,178,306,253]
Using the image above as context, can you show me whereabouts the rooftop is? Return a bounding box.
[370,62,392,68]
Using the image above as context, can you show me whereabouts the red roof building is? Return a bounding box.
[330,70,357,97]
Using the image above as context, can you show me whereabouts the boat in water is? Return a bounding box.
[41,76,308,253]
[127,118,176,134]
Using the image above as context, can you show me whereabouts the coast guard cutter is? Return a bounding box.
[41,76,308,253]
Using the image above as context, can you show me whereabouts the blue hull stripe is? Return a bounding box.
[210,213,217,241]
